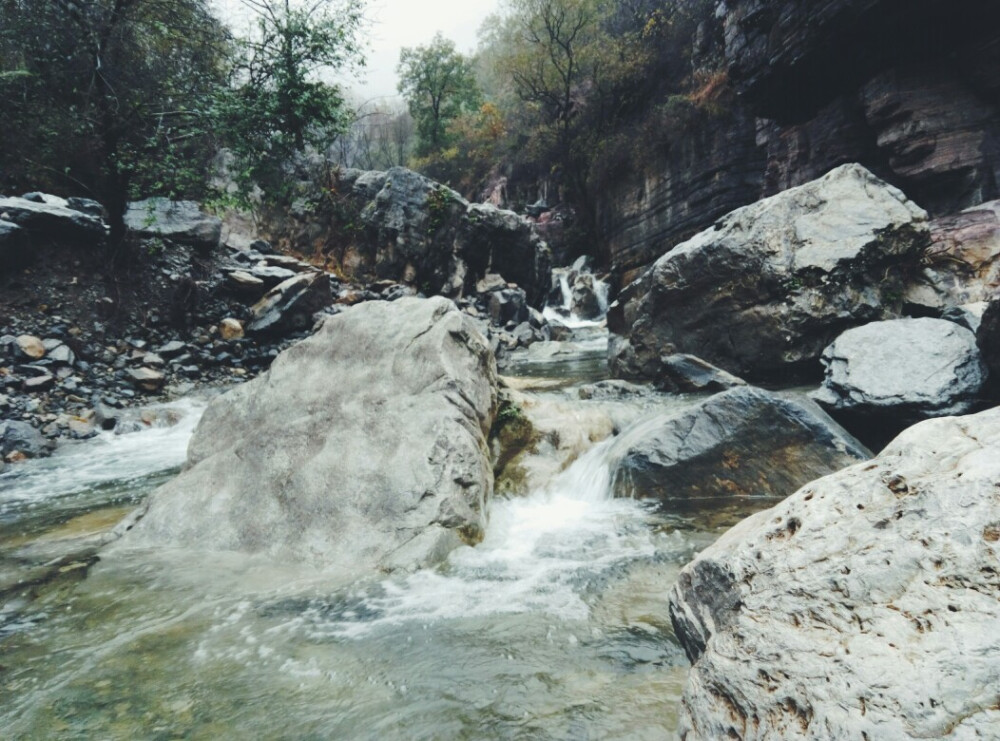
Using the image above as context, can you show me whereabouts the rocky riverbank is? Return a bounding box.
[0,179,591,472]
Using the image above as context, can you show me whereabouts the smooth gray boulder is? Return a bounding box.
[607,386,869,502]
[669,406,1000,740]
[0,195,105,242]
[111,297,498,573]
[608,164,928,382]
[124,198,222,251]
[813,318,987,425]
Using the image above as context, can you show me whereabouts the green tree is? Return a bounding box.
[0,0,229,243]
[218,0,364,199]
[397,33,481,158]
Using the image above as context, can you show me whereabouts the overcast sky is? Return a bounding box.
[214,0,500,103]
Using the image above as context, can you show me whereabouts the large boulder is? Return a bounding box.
[0,195,105,242]
[110,297,498,573]
[261,165,552,307]
[458,202,553,307]
[124,198,222,251]
[607,386,869,502]
[608,163,929,383]
[813,318,987,444]
[669,406,1000,739]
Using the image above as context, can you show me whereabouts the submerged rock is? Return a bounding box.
[813,318,987,445]
[607,386,869,502]
[609,164,928,382]
[669,406,1000,739]
[110,297,498,573]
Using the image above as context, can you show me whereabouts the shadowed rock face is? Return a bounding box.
[609,164,928,383]
[599,0,1000,281]
[669,406,1000,739]
[109,297,499,575]
[607,386,869,503]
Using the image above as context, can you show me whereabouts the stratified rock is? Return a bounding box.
[908,200,1000,310]
[813,318,987,439]
[0,195,105,242]
[607,386,869,502]
[609,164,928,382]
[669,407,1000,740]
[126,367,166,392]
[247,272,331,335]
[124,198,222,251]
[225,269,267,296]
[0,219,29,269]
[111,297,498,573]
[657,354,747,394]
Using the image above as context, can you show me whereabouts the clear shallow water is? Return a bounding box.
[0,330,775,740]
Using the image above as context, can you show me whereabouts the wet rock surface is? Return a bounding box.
[669,406,1000,739]
[110,297,499,573]
[607,386,869,502]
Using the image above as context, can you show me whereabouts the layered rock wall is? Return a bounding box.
[599,0,1000,282]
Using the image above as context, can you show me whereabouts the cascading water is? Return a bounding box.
[542,258,612,330]
[0,338,769,739]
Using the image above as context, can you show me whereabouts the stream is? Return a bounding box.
[0,281,778,740]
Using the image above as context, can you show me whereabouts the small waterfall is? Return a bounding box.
[543,260,611,329]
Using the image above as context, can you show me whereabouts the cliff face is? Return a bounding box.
[600,0,1000,283]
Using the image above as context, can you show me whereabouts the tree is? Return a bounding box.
[218,0,364,198]
[397,33,481,158]
[0,0,229,243]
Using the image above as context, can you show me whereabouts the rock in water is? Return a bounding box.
[607,387,869,502]
[669,406,1000,739]
[608,163,928,382]
[813,318,987,445]
[111,297,498,573]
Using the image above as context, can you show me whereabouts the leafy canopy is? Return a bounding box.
[397,33,482,157]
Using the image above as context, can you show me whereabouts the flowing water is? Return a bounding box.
[0,293,777,740]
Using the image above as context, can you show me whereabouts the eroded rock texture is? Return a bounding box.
[669,406,1000,739]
